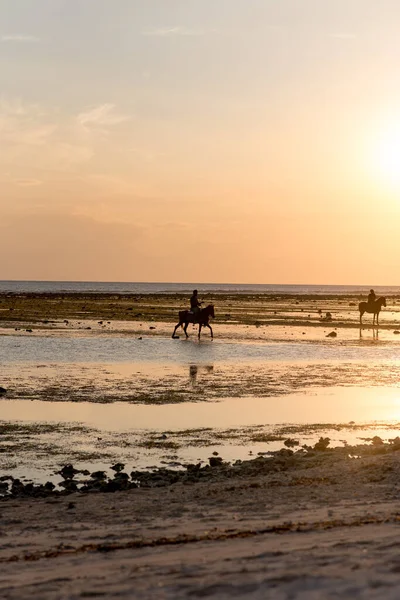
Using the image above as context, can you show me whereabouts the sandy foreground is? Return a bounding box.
[2,292,400,598]
[1,449,400,599]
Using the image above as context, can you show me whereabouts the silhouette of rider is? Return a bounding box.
[190,289,202,322]
[367,289,376,306]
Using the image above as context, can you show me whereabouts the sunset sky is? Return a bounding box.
[1,0,400,284]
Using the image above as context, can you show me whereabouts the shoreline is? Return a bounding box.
[2,445,400,597]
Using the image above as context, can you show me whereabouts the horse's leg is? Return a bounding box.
[172,322,180,338]
[376,310,379,327]
[206,323,213,339]
[359,310,364,325]
[183,321,189,338]
[198,324,202,339]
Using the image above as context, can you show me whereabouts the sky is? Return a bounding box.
[1,0,400,284]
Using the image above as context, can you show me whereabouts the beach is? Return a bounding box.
[1,290,400,598]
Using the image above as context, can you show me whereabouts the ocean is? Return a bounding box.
[0,280,399,295]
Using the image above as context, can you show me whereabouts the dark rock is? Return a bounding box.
[372,436,384,446]
[111,463,125,472]
[0,387,7,395]
[67,502,76,509]
[209,456,223,467]
[59,480,78,492]
[394,330,400,334]
[326,331,337,338]
[91,471,107,480]
[314,437,330,451]
[59,464,78,479]
[284,438,299,448]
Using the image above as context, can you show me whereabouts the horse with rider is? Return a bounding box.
[172,289,215,339]
[359,288,386,325]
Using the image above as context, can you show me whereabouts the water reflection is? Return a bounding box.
[359,326,379,341]
[189,364,214,386]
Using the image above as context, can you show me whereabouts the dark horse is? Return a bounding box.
[172,304,215,339]
[358,296,386,326]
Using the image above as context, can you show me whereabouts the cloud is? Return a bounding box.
[142,26,216,37]
[0,98,55,146]
[1,34,40,43]
[13,178,42,187]
[77,104,129,131]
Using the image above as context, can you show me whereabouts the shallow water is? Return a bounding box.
[3,331,400,363]
[2,324,400,484]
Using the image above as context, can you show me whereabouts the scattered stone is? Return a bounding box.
[59,464,79,479]
[284,438,299,448]
[209,456,223,467]
[111,463,125,472]
[91,471,107,480]
[326,331,337,338]
[394,330,400,335]
[372,436,384,446]
[314,437,330,451]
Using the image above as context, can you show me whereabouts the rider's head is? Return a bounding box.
[193,289,198,295]
[370,289,374,293]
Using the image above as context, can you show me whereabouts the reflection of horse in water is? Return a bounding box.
[358,297,386,326]
[189,364,214,385]
[172,305,215,339]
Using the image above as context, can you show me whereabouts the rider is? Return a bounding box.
[367,289,376,306]
[190,289,202,322]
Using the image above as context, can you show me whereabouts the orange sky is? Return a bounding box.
[1,0,400,283]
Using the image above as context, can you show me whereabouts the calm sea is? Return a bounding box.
[0,281,400,295]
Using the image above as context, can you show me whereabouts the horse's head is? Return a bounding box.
[381,297,387,307]
[207,304,215,318]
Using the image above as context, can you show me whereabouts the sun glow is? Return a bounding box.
[374,126,400,188]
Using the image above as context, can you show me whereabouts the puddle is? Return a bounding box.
[1,386,400,484]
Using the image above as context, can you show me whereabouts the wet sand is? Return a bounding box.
[2,446,400,598]
[2,292,400,597]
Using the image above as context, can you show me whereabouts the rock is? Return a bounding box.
[59,464,78,479]
[209,456,223,467]
[284,438,299,447]
[0,387,7,395]
[314,437,330,451]
[91,471,107,480]
[149,326,156,330]
[372,436,384,446]
[111,463,125,472]
[326,331,337,338]
[25,329,33,333]
[394,330,400,335]
[212,451,219,456]
[67,502,76,509]
[59,480,78,492]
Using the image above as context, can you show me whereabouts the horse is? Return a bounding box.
[358,296,386,326]
[172,304,215,339]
